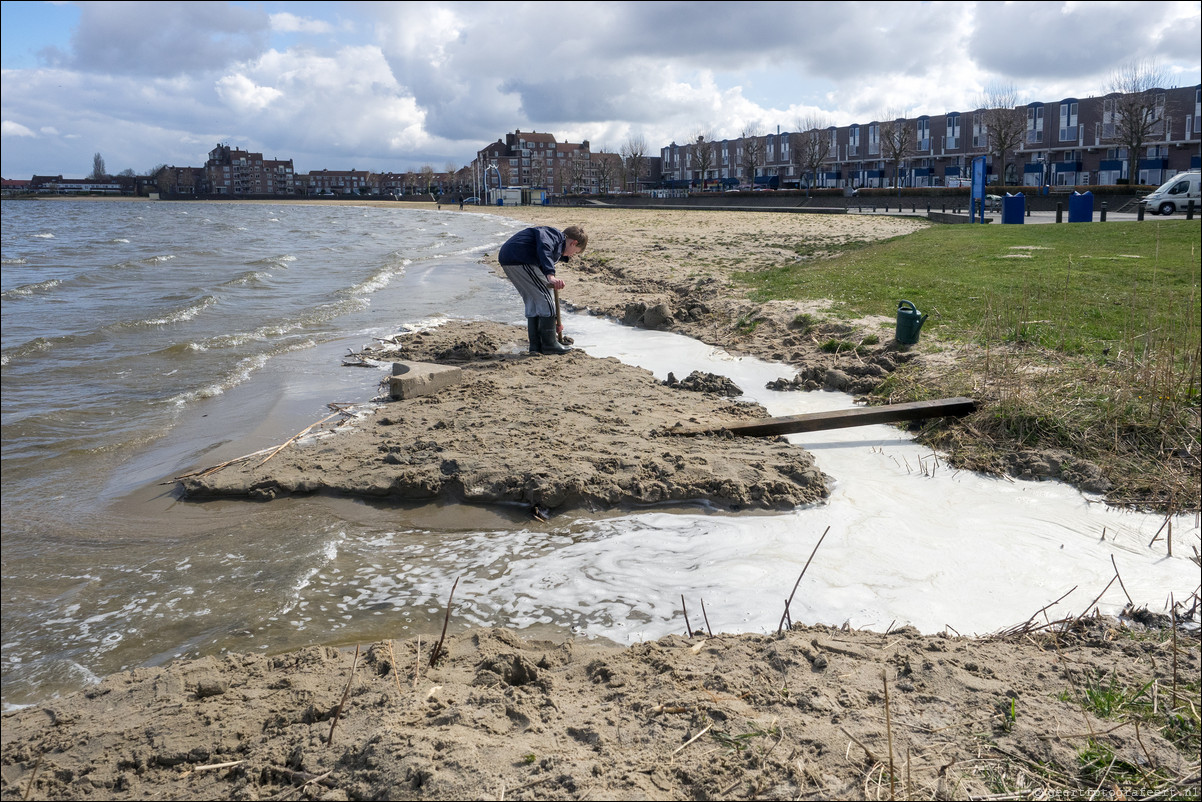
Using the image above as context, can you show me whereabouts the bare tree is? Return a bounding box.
[90,152,107,180]
[153,165,173,193]
[791,114,833,196]
[593,148,617,194]
[974,83,1026,186]
[739,124,765,186]
[1105,60,1169,185]
[621,135,648,192]
[878,111,916,193]
[529,155,548,189]
[569,152,590,193]
[688,130,718,189]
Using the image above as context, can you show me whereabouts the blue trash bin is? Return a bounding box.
[1068,191,1094,223]
[1001,193,1025,224]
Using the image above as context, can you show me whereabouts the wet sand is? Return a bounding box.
[3,203,1197,802]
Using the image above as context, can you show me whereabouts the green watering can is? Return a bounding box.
[895,300,928,345]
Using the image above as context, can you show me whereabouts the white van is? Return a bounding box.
[1144,170,1200,215]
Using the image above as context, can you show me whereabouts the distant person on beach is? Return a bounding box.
[497,225,587,355]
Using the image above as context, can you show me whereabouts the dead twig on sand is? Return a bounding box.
[671,723,713,756]
[163,446,276,483]
[179,760,244,777]
[21,753,43,801]
[777,526,831,635]
[327,645,360,745]
[988,586,1078,640]
[386,640,404,699]
[167,403,357,482]
[839,727,880,765]
[258,409,344,467]
[681,595,693,638]
[883,670,897,801]
[429,578,460,668]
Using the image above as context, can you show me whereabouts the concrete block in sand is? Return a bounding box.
[389,361,463,400]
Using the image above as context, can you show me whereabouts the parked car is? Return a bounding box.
[461,196,480,204]
[1143,170,1200,215]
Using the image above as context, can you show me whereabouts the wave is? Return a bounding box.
[248,254,296,268]
[341,259,410,297]
[219,270,271,288]
[1,278,62,300]
[32,232,54,239]
[1,257,28,265]
[120,296,218,327]
[1,335,58,365]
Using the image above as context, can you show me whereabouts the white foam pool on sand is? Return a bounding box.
[432,313,1200,641]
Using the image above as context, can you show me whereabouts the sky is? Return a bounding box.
[2,1,1200,179]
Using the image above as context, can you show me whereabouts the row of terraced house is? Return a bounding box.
[9,84,1199,199]
[143,144,476,197]
[659,84,1202,191]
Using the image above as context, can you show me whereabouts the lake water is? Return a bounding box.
[2,199,1197,710]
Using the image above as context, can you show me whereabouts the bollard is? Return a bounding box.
[1137,201,1145,221]
[1101,202,1107,222]
[1056,203,1063,223]
[1189,200,1196,221]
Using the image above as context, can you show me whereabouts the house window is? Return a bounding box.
[946,114,960,149]
[1059,101,1078,142]
[972,113,987,149]
[1026,105,1044,144]
[917,118,930,151]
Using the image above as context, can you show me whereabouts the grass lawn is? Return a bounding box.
[740,219,1201,511]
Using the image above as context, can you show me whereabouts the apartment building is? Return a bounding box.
[661,84,1201,190]
[205,144,297,195]
[301,169,371,195]
[472,130,666,197]
[473,130,602,196]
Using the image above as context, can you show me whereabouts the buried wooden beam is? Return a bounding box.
[670,397,977,438]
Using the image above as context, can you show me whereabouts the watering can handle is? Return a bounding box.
[898,300,917,312]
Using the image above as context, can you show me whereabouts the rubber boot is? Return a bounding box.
[526,317,541,354]
[537,316,570,355]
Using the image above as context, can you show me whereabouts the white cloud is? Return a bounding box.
[59,1,269,77]
[269,12,334,34]
[215,73,284,113]
[2,120,36,137]
[0,1,1198,179]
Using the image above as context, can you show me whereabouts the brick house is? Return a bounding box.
[661,84,1201,190]
[301,169,371,195]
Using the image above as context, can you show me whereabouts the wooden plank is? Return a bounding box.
[670,397,977,438]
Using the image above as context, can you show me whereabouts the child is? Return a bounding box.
[497,225,588,354]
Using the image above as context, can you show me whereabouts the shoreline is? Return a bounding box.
[3,200,1198,801]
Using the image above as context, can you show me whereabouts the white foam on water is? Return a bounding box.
[432,313,1199,641]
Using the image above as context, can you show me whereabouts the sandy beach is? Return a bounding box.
[2,201,1198,801]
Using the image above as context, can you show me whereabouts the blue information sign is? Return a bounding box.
[971,157,987,223]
